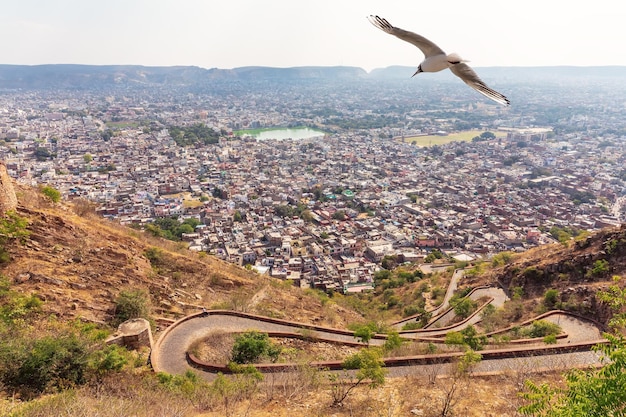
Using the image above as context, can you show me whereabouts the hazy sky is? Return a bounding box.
[1,0,624,71]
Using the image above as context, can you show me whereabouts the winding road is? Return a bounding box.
[151,307,606,380]
[151,268,607,380]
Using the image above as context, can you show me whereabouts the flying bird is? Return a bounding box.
[367,15,510,106]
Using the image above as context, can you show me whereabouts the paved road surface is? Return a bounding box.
[152,307,606,381]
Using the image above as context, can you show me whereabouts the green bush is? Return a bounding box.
[353,325,376,344]
[492,251,513,267]
[144,247,163,265]
[231,331,281,364]
[89,344,129,374]
[589,259,609,278]
[0,276,42,325]
[41,185,61,203]
[401,321,422,331]
[383,331,403,352]
[0,334,89,397]
[0,210,30,242]
[113,289,151,327]
[523,320,561,338]
[543,289,559,309]
[453,297,478,319]
[444,325,486,351]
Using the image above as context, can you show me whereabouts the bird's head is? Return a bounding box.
[412,65,423,77]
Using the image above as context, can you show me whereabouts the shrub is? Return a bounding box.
[144,247,163,265]
[383,331,403,352]
[354,325,376,345]
[0,211,30,242]
[445,325,486,351]
[231,331,281,364]
[492,251,513,267]
[543,289,559,309]
[112,289,151,327]
[523,320,561,338]
[589,259,609,278]
[453,297,478,319]
[401,321,422,331]
[403,304,425,317]
[40,185,61,203]
[89,344,129,374]
[0,276,42,325]
[0,334,89,397]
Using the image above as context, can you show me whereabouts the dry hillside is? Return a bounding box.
[466,225,626,325]
[3,184,361,329]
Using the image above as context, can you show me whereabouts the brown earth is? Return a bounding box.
[3,185,362,331]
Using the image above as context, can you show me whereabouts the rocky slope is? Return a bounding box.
[469,225,626,324]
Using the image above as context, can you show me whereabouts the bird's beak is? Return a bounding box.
[412,67,423,77]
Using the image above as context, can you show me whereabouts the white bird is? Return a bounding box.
[368,15,510,106]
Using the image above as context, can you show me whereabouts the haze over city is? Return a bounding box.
[2,0,625,70]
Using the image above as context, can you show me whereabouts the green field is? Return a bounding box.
[403,130,505,147]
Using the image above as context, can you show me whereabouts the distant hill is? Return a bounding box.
[0,64,625,89]
[0,64,366,89]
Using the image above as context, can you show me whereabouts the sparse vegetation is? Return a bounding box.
[543,289,560,309]
[519,277,626,416]
[328,347,386,407]
[40,185,61,203]
[112,289,151,327]
[0,211,29,264]
[445,325,487,351]
[492,251,514,267]
[145,216,201,241]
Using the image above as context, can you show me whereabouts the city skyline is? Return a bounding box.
[2,0,625,71]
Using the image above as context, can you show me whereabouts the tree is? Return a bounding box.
[519,276,626,416]
[329,348,386,407]
[383,331,404,352]
[453,297,478,319]
[300,209,314,223]
[353,325,375,345]
[101,129,113,141]
[437,350,482,417]
[41,185,61,203]
[34,146,52,161]
[332,210,346,221]
[445,325,486,351]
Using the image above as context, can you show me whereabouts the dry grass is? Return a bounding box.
[3,369,565,417]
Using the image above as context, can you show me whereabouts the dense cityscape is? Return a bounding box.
[1,67,625,293]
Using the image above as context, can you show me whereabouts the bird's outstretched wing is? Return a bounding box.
[367,15,446,58]
[449,63,510,106]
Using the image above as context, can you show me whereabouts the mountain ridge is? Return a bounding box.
[1,64,625,89]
